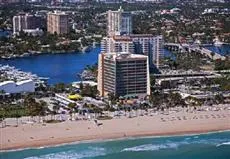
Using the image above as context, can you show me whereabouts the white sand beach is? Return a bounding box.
[1,108,230,151]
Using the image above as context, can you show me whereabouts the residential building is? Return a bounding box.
[13,13,43,35]
[107,7,132,36]
[0,0,26,4]
[101,34,164,68]
[47,11,69,35]
[97,52,150,97]
[101,36,134,53]
[152,35,164,68]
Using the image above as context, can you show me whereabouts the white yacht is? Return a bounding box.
[213,37,224,46]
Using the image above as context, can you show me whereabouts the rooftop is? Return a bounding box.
[48,10,68,15]
[104,52,148,60]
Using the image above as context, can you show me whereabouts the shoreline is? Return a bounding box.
[1,44,229,60]
[1,128,229,152]
[0,45,98,60]
[0,49,86,60]
[1,109,230,151]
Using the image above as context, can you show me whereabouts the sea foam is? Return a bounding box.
[122,143,179,152]
[216,142,230,147]
[122,138,230,152]
[24,146,106,159]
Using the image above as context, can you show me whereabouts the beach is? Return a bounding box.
[1,107,230,151]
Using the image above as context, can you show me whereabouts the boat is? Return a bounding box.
[82,46,93,53]
[22,53,30,57]
[213,37,224,46]
[193,39,201,46]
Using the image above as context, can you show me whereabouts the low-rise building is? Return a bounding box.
[0,80,35,94]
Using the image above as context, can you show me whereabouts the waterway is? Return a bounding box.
[204,44,230,56]
[0,29,12,37]
[0,47,100,84]
[0,45,229,85]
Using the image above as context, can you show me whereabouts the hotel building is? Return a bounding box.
[47,11,69,35]
[13,13,43,35]
[107,7,132,36]
[97,52,150,97]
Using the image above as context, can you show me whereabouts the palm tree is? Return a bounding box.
[0,114,5,128]
[53,104,60,114]
[214,94,225,104]
[15,113,21,127]
[24,95,38,122]
[108,93,117,105]
[68,103,77,120]
[93,106,103,119]
[211,52,215,61]
[38,100,48,122]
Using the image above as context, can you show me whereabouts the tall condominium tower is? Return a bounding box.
[101,34,164,68]
[47,11,69,35]
[152,35,164,68]
[107,7,132,36]
[13,13,42,35]
[132,34,164,68]
[101,36,134,53]
[97,52,150,97]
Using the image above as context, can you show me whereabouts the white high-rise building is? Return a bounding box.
[101,34,164,68]
[152,35,164,68]
[107,7,132,36]
[101,36,134,53]
[13,13,42,35]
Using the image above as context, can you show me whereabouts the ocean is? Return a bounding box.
[1,131,230,159]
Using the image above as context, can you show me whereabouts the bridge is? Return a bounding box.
[164,43,226,60]
[213,70,230,74]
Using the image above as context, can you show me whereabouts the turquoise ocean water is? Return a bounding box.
[1,131,230,159]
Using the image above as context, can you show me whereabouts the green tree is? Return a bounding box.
[68,102,77,120]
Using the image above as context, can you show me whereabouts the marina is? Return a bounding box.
[0,64,47,85]
[0,47,100,84]
[1,45,228,85]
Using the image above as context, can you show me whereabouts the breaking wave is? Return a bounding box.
[122,143,178,152]
[216,142,230,147]
[122,138,230,152]
[25,147,106,159]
